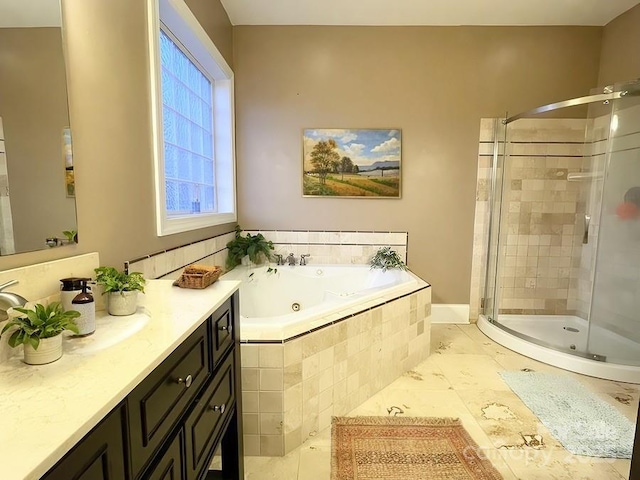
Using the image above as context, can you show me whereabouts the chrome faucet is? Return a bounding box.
[274,254,285,266]
[300,254,310,266]
[0,280,28,321]
[286,253,296,266]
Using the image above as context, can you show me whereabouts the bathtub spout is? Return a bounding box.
[286,253,296,266]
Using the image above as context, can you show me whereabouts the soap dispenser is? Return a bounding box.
[60,277,85,312]
[72,279,95,336]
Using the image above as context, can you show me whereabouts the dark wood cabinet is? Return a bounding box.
[184,352,235,480]
[144,430,184,480]
[42,406,127,480]
[129,321,212,478]
[43,292,243,480]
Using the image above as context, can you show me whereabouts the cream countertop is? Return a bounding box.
[0,279,240,480]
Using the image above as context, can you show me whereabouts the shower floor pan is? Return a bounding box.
[478,314,640,383]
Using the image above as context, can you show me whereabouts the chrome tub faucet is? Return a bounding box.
[286,253,296,266]
[300,254,310,266]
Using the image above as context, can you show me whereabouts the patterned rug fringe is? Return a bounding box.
[332,416,461,427]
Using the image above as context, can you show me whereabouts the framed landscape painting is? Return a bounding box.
[303,129,401,198]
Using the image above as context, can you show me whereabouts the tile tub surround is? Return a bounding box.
[128,230,408,283]
[127,230,237,280]
[240,286,431,456]
[244,230,408,265]
[0,279,241,480]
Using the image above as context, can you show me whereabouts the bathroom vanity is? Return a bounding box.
[0,279,243,480]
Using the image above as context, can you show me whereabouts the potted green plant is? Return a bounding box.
[62,230,78,244]
[226,226,275,271]
[369,246,408,272]
[94,266,146,316]
[1,302,80,365]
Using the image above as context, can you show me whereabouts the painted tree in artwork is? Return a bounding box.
[310,139,340,185]
[340,156,353,180]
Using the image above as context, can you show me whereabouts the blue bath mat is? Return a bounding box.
[500,371,635,458]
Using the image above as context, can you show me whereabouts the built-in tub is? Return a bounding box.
[221,263,432,456]
[222,264,426,341]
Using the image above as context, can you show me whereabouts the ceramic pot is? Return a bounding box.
[24,335,63,365]
[107,291,138,316]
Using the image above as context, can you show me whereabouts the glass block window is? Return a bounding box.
[150,0,235,236]
[160,29,215,216]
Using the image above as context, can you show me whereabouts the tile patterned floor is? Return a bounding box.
[242,324,639,479]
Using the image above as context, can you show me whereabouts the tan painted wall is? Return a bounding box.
[598,4,640,87]
[0,0,233,272]
[0,28,76,254]
[233,26,602,303]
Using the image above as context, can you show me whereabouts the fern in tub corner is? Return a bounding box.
[369,246,407,272]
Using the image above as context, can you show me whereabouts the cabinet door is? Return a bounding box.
[184,352,235,480]
[128,322,211,478]
[42,405,126,480]
[144,430,184,480]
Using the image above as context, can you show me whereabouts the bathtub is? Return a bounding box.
[223,263,431,455]
[221,264,429,341]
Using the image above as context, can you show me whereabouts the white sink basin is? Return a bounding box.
[64,308,151,355]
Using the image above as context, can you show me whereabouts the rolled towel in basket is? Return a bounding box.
[183,264,222,275]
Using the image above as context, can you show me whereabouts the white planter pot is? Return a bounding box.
[24,335,63,365]
[107,291,139,316]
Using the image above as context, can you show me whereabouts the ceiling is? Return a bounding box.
[220,0,640,26]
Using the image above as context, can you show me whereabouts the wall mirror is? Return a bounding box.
[0,0,77,256]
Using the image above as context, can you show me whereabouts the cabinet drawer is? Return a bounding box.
[128,322,211,478]
[184,352,235,480]
[211,298,234,367]
[143,430,184,480]
[43,405,126,480]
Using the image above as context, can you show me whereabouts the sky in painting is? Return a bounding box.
[303,129,401,169]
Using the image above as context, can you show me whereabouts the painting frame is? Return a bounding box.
[302,128,402,198]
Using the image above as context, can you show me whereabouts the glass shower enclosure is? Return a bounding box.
[480,80,640,381]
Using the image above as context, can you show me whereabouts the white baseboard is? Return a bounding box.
[431,304,470,324]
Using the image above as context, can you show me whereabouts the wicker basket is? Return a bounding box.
[173,265,223,289]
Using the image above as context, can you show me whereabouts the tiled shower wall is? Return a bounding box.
[471,118,589,320]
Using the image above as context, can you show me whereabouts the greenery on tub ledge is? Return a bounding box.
[226,225,275,271]
[369,246,408,272]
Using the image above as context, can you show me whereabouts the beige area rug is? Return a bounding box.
[331,417,503,480]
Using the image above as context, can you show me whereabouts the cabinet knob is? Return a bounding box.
[177,374,193,388]
[219,324,232,334]
[210,403,226,414]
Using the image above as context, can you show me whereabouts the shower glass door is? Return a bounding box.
[484,119,507,323]
[586,82,640,366]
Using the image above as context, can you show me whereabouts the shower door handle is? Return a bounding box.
[583,214,591,244]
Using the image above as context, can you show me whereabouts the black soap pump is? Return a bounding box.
[72,279,95,336]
